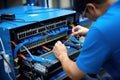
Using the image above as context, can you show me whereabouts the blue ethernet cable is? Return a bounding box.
[68,36,83,44]
[46,26,69,37]
[26,54,48,63]
[64,36,83,49]
[60,26,68,32]
[65,42,81,49]
[14,34,44,58]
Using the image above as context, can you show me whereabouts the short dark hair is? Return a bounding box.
[73,0,107,12]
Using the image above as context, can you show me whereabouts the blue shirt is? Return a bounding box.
[76,1,120,80]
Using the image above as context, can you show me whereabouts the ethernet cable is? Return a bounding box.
[14,34,44,58]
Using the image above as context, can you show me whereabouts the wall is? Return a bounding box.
[60,0,71,8]
[0,0,23,9]
[48,0,73,9]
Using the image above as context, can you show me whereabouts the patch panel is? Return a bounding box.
[16,20,67,40]
[17,26,46,40]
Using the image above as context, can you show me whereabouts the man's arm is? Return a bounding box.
[52,41,86,80]
[59,54,86,80]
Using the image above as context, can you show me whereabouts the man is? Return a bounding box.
[52,0,120,80]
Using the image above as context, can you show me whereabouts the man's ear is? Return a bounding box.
[86,3,97,14]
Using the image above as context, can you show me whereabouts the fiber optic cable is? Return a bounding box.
[18,54,26,60]
[11,41,17,47]
[41,46,51,51]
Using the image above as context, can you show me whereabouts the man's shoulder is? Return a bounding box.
[92,10,120,31]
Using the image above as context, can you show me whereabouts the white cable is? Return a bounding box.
[0,37,14,80]
[0,37,6,54]
[7,72,13,80]
[22,46,34,59]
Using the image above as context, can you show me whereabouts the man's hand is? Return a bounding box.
[52,41,86,80]
[52,41,68,59]
[71,25,89,37]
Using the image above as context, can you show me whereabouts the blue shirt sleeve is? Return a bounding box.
[76,27,111,74]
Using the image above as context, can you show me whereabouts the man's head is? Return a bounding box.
[74,0,116,21]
